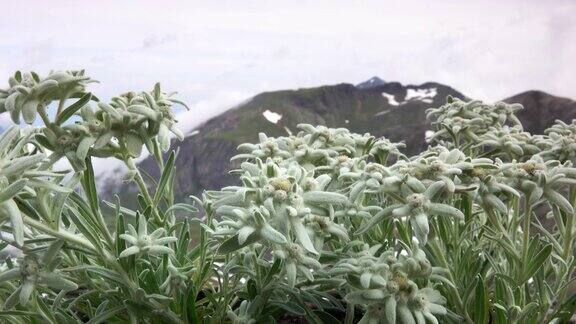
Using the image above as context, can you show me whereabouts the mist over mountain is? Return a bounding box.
[101,78,576,203]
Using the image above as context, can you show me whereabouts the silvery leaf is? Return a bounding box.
[303,191,347,205]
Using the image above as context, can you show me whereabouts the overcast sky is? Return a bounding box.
[1,0,575,132]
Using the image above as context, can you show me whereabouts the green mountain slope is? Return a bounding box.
[104,80,576,203]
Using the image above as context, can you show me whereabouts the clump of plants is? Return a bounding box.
[0,70,574,323]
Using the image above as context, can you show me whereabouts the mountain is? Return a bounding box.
[356,76,386,89]
[102,79,576,203]
[504,90,576,133]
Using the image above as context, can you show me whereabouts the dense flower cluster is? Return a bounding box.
[333,243,447,324]
[208,96,576,323]
[0,70,93,124]
[1,70,187,171]
[0,127,70,247]
[0,69,574,323]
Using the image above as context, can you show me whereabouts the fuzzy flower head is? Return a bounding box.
[339,245,448,324]
[119,213,177,258]
[0,127,71,246]
[426,97,523,148]
[502,157,576,214]
[391,181,464,245]
[159,259,191,295]
[0,254,78,308]
[539,119,576,163]
[211,158,349,255]
[274,242,322,287]
[0,70,94,124]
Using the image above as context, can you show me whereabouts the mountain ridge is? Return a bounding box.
[101,80,576,203]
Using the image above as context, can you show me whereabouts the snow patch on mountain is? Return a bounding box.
[376,87,438,116]
[405,88,437,101]
[382,87,437,107]
[381,93,400,106]
[263,110,282,124]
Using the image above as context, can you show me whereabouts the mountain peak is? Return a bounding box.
[356,76,386,89]
[504,90,576,134]
[101,80,575,206]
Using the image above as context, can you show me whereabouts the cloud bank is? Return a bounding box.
[0,0,574,131]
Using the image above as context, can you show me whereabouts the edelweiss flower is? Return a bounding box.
[0,255,77,308]
[391,182,464,245]
[119,213,177,258]
[0,70,93,124]
[0,127,70,246]
[502,157,576,214]
[339,244,447,324]
[274,243,321,287]
[159,259,191,295]
[212,158,348,255]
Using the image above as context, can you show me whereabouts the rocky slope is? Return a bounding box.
[103,79,576,203]
[504,90,576,134]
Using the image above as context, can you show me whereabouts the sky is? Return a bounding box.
[1,0,575,133]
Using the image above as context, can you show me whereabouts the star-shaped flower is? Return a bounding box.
[119,213,177,258]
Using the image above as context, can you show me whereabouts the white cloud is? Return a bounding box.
[0,0,574,134]
[175,91,252,134]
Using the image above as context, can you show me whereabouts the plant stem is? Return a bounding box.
[23,217,95,252]
[75,158,115,248]
[345,302,355,324]
[125,158,153,203]
[522,194,532,262]
[152,139,164,170]
[561,188,575,260]
[37,106,52,127]
[24,215,138,291]
[124,157,161,223]
[511,196,520,242]
[429,240,474,324]
[80,180,114,248]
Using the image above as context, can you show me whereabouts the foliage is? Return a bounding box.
[0,70,574,323]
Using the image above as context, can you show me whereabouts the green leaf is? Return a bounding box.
[154,151,175,205]
[115,210,126,256]
[34,295,57,324]
[0,179,27,202]
[81,157,100,215]
[270,301,306,316]
[552,291,576,322]
[56,92,92,125]
[395,220,412,246]
[86,305,125,324]
[474,275,489,324]
[64,265,126,287]
[355,205,396,235]
[264,259,282,284]
[0,199,24,246]
[103,200,137,217]
[0,310,37,317]
[185,287,201,324]
[218,233,260,254]
[66,200,103,248]
[303,191,348,205]
[523,244,552,283]
[165,203,198,215]
[247,279,258,299]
